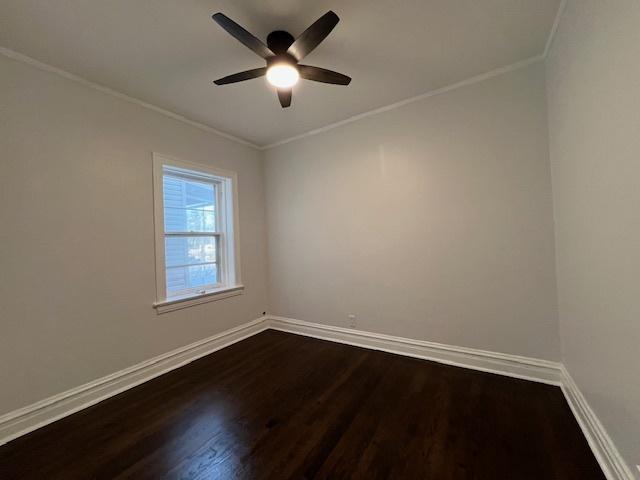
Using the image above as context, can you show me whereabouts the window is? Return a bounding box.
[153,154,242,313]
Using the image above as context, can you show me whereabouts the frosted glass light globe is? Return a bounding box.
[266,64,299,88]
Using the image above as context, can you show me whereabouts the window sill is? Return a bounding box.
[153,285,244,314]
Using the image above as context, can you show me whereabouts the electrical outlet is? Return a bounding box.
[347,314,356,328]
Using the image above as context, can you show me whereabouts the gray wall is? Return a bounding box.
[5,9,638,469]
[265,62,560,361]
[0,55,268,414]
[546,0,640,468]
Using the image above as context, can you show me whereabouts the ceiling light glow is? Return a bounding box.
[266,64,299,88]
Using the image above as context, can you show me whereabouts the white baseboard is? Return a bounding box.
[268,315,563,385]
[1,314,631,480]
[268,316,632,480]
[560,367,635,480]
[0,317,269,446]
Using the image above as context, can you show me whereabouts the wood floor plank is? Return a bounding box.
[0,330,605,479]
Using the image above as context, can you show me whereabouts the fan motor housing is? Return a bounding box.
[267,31,295,54]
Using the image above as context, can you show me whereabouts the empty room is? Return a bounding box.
[1,1,638,478]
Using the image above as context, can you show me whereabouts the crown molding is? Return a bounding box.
[0,46,260,150]
[260,0,565,151]
[544,0,568,58]
[260,54,544,150]
[2,0,566,152]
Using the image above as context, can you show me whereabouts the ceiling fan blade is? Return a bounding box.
[277,89,292,108]
[298,65,351,85]
[287,11,339,61]
[212,13,274,59]
[214,67,267,85]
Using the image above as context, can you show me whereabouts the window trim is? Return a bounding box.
[152,153,242,313]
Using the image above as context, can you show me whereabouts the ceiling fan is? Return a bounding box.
[212,11,351,108]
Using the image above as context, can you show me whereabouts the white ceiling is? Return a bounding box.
[0,0,561,147]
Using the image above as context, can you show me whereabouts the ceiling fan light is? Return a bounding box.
[266,64,299,88]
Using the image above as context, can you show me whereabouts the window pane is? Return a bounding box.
[163,175,215,209]
[164,207,215,233]
[163,175,216,232]
[165,236,217,267]
[166,264,218,296]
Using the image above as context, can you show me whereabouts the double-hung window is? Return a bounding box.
[153,154,242,312]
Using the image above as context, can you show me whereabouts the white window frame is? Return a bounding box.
[152,153,242,313]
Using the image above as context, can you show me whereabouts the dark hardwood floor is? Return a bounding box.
[0,330,604,479]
